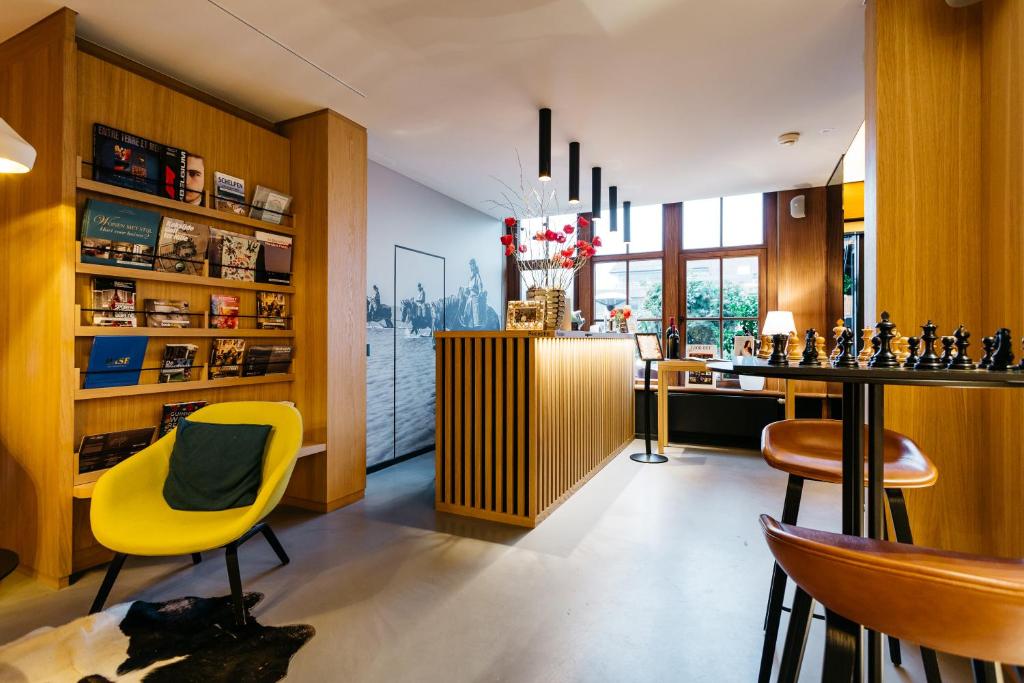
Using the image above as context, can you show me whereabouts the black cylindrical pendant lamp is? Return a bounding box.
[568,142,580,204]
[591,166,602,219]
[609,185,618,232]
[623,200,632,243]
[538,108,552,182]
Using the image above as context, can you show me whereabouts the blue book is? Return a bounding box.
[80,199,161,269]
[83,336,150,389]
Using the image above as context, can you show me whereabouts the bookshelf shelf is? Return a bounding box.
[74,373,295,401]
[75,260,296,294]
[75,325,295,338]
[76,174,295,235]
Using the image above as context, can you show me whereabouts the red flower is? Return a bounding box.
[592,235,603,247]
[518,244,527,253]
[577,216,590,228]
[500,234,514,246]
[623,309,631,319]
[577,239,591,249]
[544,229,558,241]
[504,217,517,228]
[533,231,546,241]
[563,224,574,234]
[562,258,575,269]
[561,247,574,258]
[555,233,567,243]
[504,244,514,256]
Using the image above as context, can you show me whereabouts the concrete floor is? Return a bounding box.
[0,441,973,682]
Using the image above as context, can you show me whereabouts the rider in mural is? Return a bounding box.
[368,284,381,320]
[464,259,484,328]
[415,282,428,320]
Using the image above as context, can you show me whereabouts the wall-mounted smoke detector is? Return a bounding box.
[777,132,801,147]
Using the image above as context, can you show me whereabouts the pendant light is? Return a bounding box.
[568,141,580,205]
[609,186,618,232]
[538,108,551,182]
[0,118,36,173]
[591,166,602,219]
[623,201,632,243]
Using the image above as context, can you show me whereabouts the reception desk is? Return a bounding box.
[434,331,635,527]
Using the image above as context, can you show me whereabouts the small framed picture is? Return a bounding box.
[635,332,664,361]
[506,300,545,330]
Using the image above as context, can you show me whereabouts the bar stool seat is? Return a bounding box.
[761,419,937,488]
[761,515,1024,678]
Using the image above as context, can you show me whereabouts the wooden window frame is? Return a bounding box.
[679,248,767,356]
[590,255,664,330]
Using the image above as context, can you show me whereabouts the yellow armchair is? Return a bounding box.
[88,401,303,624]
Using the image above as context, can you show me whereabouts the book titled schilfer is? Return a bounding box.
[92,123,188,200]
[83,336,149,389]
[80,198,161,269]
[214,172,247,215]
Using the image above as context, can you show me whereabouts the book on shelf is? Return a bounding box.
[159,400,208,437]
[213,171,247,215]
[184,154,205,206]
[210,294,240,329]
[80,198,161,269]
[210,338,246,378]
[159,343,198,383]
[154,217,209,276]
[83,336,149,389]
[77,427,155,475]
[256,291,288,329]
[243,344,293,377]
[91,277,138,327]
[207,228,259,281]
[92,123,190,201]
[255,231,293,285]
[249,185,292,225]
[144,299,191,328]
[684,344,716,386]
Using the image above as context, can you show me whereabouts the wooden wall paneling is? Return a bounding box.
[825,181,846,334]
[662,203,682,329]
[575,212,594,327]
[0,8,78,587]
[867,0,988,553]
[279,110,367,512]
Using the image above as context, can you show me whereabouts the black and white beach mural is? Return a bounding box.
[366,162,501,469]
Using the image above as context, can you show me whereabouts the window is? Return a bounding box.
[594,259,663,335]
[683,193,764,249]
[592,203,663,256]
[683,254,761,357]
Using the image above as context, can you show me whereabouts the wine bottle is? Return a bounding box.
[666,317,680,359]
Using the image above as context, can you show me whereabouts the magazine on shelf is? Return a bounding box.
[684,344,716,386]
[154,217,209,276]
[243,344,292,377]
[214,172,247,215]
[82,336,150,389]
[210,338,246,378]
[255,231,293,285]
[209,228,260,281]
[92,123,188,201]
[256,291,288,329]
[249,185,292,224]
[80,199,161,269]
[210,294,240,329]
[144,299,191,328]
[90,277,138,327]
[159,343,198,383]
[159,401,208,437]
[77,427,155,474]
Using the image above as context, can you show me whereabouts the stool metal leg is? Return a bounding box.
[887,488,943,683]
[823,609,859,683]
[778,587,814,683]
[971,660,998,683]
[759,476,804,683]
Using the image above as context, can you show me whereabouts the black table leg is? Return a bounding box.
[842,382,865,681]
[866,385,885,682]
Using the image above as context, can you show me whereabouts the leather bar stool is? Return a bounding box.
[758,419,940,683]
[761,515,1024,682]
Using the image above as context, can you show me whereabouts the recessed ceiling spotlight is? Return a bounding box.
[820,127,836,135]
[777,132,801,146]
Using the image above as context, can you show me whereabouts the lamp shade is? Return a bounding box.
[591,166,601,219]
[762,311,796,336]
[0,117,35,174]
[568,141,580,204]
[538,108,551,182]
[609,186,618,231]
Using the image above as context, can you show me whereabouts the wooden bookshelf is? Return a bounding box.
[75,325,295,338]
[74,373,295,401]
[75,259,296,294]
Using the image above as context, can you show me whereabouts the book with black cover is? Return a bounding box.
[242,345,273,377]
[159,343,198,383]
[210,338,246,378]
[155,217,209,275]
[82,336,149,389]
[159,401,208,437]
[92,123,188,201]
[255,231,292,285]
[77,427,155,474]
[91,277,138,327]
[144,299,191,328]
[256,291,288,329]
[80,199,161,269]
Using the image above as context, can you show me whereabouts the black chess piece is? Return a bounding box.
[1018,337,1024,371]
[799,328,821,366]
[914,320,944,370]
[939,336,955,368]
[868,335,880,364]
[979,336,995,369]
[950,324,976,370]
[870,311,900,368]
[904,336,920,368]
[833,328,859,368]
[988,328,1015,371]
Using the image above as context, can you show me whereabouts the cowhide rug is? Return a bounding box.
[0,592,314,682]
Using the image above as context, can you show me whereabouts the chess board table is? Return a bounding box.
[708,358,1024,683]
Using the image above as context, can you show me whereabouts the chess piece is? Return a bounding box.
[870,311,901,368]
[988,328,1015,371]
[950,324,976,370]
[830,319,846,361]
[904,336,920,368]
[895,334,910,364]
[768,332,791,366]
[787,330,803,362]
[914,320,944,370]
[939,336,955,368]
[978,336,995,369]
[815,333,826,360]
[858,328,874,363]
[757,334,773,360]
[833,328,860,368]
[1018,337,1024,371]
[799,328,821,366]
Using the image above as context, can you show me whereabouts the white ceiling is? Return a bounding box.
[1,0,865,218]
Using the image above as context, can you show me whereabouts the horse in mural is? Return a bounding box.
[400,298,437,336]
[444,289,500,330]
[365,297,394,328]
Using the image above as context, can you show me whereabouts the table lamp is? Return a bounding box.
[0,117,36,174]
[763,311,796,366]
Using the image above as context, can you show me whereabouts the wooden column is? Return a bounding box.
[661,202,681,329]
[280,110,368,512]
[0,9,78,587]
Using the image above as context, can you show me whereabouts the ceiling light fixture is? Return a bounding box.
[0,118,36,173]
[538,108,552,182]
[568,141,580,204]
[623,201,632,243]
[591,167,602,219]
[609,186,618,232]
[777,131,801,147]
